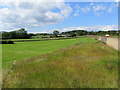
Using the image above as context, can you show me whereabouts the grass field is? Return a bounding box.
[2,37,118,88]
[2,37,95,68]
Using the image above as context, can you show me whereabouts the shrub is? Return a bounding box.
[8,41,14,44]
[1,41,7,44]
[0,41,14,44]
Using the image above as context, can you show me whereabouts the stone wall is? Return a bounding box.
[106,37,119,51]
[98,36,119,51]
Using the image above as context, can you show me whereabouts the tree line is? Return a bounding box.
[0,28,119,39]
[61,30,119,37]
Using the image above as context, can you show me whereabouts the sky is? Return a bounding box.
[0,0,119,33]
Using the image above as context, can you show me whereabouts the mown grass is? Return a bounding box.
[3,39,118,88]
[2,37,96,68]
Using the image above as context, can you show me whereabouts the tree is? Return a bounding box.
[69,32,76,37]
[76,30,84,36]
[2,28,31,39]
[53,30,59,37]
[82,30,87,35]
[2,32,10,39]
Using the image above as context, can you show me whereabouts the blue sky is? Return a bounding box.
[0,1,118,33]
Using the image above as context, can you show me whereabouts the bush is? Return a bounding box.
[0,41,14,44]
[50,36,53,38]
[0,41,7,44]
[8,41,14,44]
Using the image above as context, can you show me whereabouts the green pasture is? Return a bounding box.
[2,37,96,68]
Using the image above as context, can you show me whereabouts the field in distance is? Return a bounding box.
[2,37,118,88]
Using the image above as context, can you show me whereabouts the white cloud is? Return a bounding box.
[93,4,105,11]
[92,4,106,15]
[107,3,117,13]
[90,3,94,6]
[61,25,118,32]
[0,0,72,30]
[74,13,79,16]
[81,6,91,13]
[74,4,91,16]
[107,7,113,13]
[115,0,120,2]
[74,3,117,16]
[74,4,80,16]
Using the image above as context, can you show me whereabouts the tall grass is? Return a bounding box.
[3,42,118,88]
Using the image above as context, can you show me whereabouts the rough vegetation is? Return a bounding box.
[2,37,118,88]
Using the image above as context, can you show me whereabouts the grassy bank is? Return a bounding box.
[3,38,118,88]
